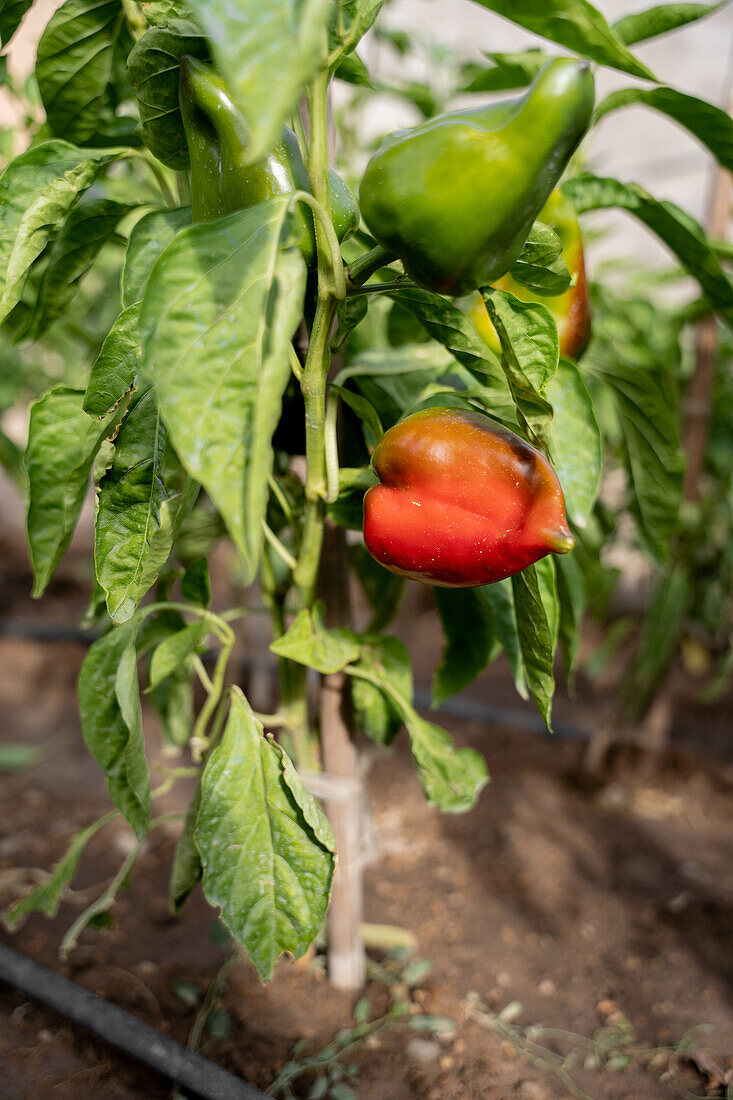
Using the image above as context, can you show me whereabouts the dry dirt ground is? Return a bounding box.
[1,536,732,1100]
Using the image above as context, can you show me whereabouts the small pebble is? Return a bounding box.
[537,979,555,997]
[406,1038,440,1064]
[519,1082,549,1100]
[112,830,138,856]
[135,961,159,979]
[666,891,692,913]
[496,971,512,988]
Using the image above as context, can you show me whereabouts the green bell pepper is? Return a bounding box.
[179,56,359,261]
[359,58,595,295]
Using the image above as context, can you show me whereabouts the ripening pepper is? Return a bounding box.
[363,407,573,587]
[359,58,594,295]
[179,56,359,260]
[470,189,591,359]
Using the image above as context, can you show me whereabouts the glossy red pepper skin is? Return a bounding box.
[363,407,573,587]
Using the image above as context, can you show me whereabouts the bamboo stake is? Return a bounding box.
[319,524,366,990]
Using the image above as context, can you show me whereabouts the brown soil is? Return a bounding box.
[1,535,733,1100]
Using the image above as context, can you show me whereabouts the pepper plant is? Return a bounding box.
[1,0,732,987]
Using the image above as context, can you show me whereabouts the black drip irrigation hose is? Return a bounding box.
[0,943,269,1100]
[414,685,589,741]
[4,618,730,748]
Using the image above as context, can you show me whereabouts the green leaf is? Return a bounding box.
[0,141,120,324]
[337,343,457,432]
[511,565,557,729]
[459,49,546,94]
[142,0,187,26]
[184,0,332,163]
[36,0,132,145]
[0,426,24,489]
[84,303,142,417]
[327,466,377,530]
[546,358,601,528]
[384,286,509,400]
[150,663,195,746]
[351,633,412,746]
[348,543,403,632]
[479,579,528,700]
[511,224,572,295]
[595,86,733,173]
[0,1,33,45]
[334,51,372,86]
[536,555,560,657]
[481,288,558,445]
[270,602,360,674]
[127,19,209,168]
[195,689,335,981]
[612,2,724,45]
[207,1008,231,1040]
[588,355,684,562]
[330,384,383,448]
[332,294,368,352]
[511,256,572,297]
[29,198,134,338]
[347,662,489,812]
[122,207,192,307]
[169,782,202,913]
[25,387,122,597]
[141,198,306,581]
[555,551,585,688]
[515,221,563,267]
[149,619,207,689]
[331,0,384,54]
[403,710,489,814]
[562,175,733,326]
[432,588,499,707]
[95,389,184,622]
[470,0,655,79]
[78,620,151,835]
[329,1085,358,1100]
[4,812,115,931]
[182,556,211,607]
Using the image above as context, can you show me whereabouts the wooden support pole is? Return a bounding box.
[318,524,365,990]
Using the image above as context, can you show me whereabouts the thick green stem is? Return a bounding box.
[308,70,334,297]
[120,0,146,40]
[347,244,397,287]
[294,295,337,607]
[278,64,339,771]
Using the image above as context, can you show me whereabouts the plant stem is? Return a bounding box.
[347,278,417,296]
[120,0,146,40]
[134,153,177,209]
[308,69,334,296]
[176,170,192,207]
[294,295,336,607]
[279,66,339,774]
[347,244,397,287]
